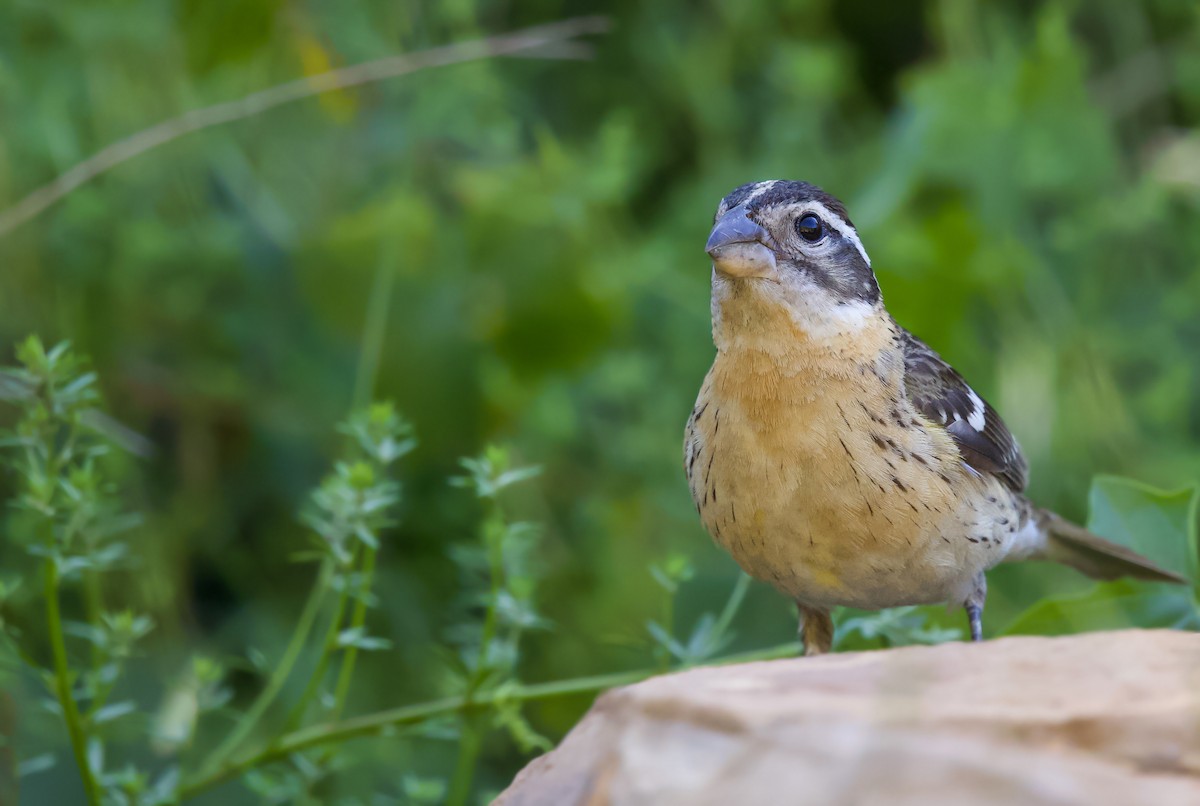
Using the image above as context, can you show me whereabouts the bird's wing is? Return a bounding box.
[898,326,1028,492]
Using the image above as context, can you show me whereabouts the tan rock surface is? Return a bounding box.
[496,630,1200,805]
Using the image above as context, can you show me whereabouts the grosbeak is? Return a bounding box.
[685,179,1184,655]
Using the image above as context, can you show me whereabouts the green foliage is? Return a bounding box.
[1003,477,1200,636]
[0,336,142,804]
[838,607,963,649]
[1,1,1199,802]
[0,341,785,803]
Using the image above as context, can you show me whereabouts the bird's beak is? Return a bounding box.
[705,206,777,279]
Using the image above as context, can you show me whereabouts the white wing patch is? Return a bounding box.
[936,384,985,432]
[966,388,986,431]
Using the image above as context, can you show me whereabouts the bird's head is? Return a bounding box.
[705,180,883,345]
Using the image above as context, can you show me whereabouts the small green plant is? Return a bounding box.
[0,337,149,804]
[0,339,791,804]
[647,562,752,668]
[186,401,417,798]
[837,607,963,649]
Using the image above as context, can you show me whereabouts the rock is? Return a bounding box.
[496,630,1200,805]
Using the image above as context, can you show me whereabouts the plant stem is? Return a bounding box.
[196,558,333,778]
[445,501,506,804]
[284,568,353,731]
[709,573,752,648]
[473,505,506,690]
[352,254,397,411]
[445,710,487,806]
[176,641,800,801]
[329,546,376,720]
[657,585,675,673]
[0,16,611,239]
[45,558,101,805]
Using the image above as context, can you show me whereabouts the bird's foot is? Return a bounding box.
[797,604,833,656]
[964,572,986,642]
[966,603,983,642]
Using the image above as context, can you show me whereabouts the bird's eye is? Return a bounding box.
[796,214,824,242]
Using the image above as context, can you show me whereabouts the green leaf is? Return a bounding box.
[402,773,447,804]
[17,754,56,778]
[1004,579,1195,636]
[644,620,686,660]
[336,627,392,652]
[92,701,137,725]
[1003,476,1200,636]
[1087,475,1199,587]
[0,371,35,402]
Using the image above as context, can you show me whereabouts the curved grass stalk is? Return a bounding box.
[195,559,333,778]
[177,641,800,800]
[45,558,102,805]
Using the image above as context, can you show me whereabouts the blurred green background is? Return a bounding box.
[2,0,1200,802]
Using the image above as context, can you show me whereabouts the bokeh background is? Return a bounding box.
[2,0,1200,802]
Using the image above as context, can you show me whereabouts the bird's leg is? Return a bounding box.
[964,573,986,642]
[797,603,833,656]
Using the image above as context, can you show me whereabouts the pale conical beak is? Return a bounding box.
[705,206,777,278]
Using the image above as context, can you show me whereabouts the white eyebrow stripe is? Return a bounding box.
[743,180,778,206]
[802,199,871,268]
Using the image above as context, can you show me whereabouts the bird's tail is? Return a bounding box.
[1037,509,1187,584]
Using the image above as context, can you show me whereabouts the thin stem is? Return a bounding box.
[283,567,353,731]
[0,16,610,239]
[472,507,506,691]
[45,558,101,805]
[177,642,801,801]
[329,547,377,720]
[327,244,395,723]
[657,584,675,673]
[352,252,397,411]
[446,501,506,805]
[709,573,752,648]
[196,559,333,778]
[445,711,486,806]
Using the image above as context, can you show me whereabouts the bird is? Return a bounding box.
[684,179,1185,656]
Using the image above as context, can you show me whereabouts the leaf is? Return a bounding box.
[1003,579,1195,635]
[92,701,138,724]
[353,524,380,549]
[1003,476,1200,636]
[336,627,392,651]
[402,773,448,804]
[1087,475,1199,587]
[493,465,543,491]
[143,766,180,805]
[838,606,962,647]
[17,754,56,778]
[58,371,97,402]
[645,620,686,660]
[683,612,734,663]
[78,409,156,457]
[86,737,104,775]
[64,621,106,646]
[0,371,35,402]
